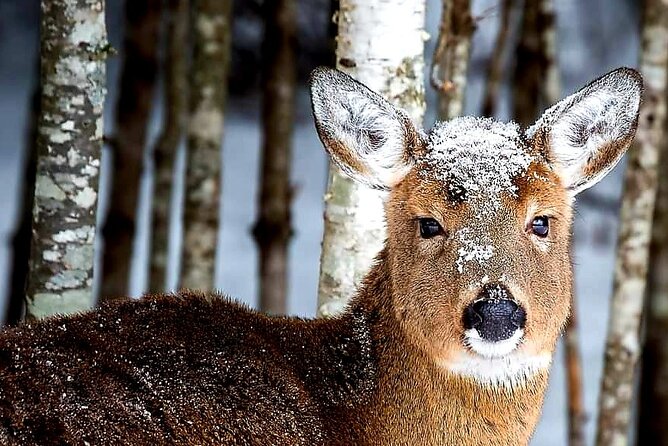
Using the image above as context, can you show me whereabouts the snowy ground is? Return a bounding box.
[0,0,641,444]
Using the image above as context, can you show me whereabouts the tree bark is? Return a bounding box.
[512,0,541,127]
[595,0,667,443]
[481,0,513,117]
[180,0,232,290]
[317,0,427,317]
[5,79,40,325]
[252,0,296,315]
[148,0,189,293]
[26,0,108,319]
[637,66,668,446]
[431,0,474,120]
[100,0,161,301]
[564,296,586,446]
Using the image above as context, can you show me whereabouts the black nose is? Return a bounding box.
[463,286,526,342]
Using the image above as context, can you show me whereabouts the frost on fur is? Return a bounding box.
[527,67,643,195]
[309,68,423,190]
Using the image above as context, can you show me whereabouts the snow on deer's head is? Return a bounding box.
[310,67,642,387]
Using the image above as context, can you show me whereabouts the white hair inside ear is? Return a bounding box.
[310,68,423,190]
[527,67,643,195]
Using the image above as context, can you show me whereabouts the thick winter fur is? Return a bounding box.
[0,67,642,445]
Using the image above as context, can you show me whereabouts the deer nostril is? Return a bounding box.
[511,306,527,329]
[463,305,483,329]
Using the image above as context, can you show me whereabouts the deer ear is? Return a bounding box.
[528,67,643,195]
[309,67,425,190]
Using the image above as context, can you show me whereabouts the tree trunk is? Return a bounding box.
[180,0,232,290]
[564,296,586,446]
[481,0,513,117]
[637,67,668,446]
[317,0,427,317]
[512,0,542,127]
[148,0,189,293]
[595,0,667,443]
[252,0,296,315]
[100,0,161,301]
[26,0,108,319]
[431,0,474,120]
[5,78,40,325]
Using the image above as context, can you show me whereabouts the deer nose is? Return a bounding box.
[463,290,526,342]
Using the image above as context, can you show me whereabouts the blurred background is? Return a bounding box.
[0,0,644,444]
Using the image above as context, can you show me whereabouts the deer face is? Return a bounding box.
[310,67,642,386]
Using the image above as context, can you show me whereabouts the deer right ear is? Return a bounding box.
[309,67,425,190]
[528,67,643,195]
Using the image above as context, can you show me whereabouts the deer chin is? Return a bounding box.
[439,333,552,387]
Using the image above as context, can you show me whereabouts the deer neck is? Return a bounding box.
[350,249,550,446]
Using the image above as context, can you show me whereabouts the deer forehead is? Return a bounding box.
[417,117,541,213]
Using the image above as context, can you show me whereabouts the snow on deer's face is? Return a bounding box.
[310,67,642,386]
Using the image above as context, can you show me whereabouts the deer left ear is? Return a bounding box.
[528,67,643,195]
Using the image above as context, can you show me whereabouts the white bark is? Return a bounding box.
[317,0,426,317]
[595,0,668,443]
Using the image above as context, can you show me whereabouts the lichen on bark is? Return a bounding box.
[181,0,232,290]
[26,0,108,319]
[317,0,427,317]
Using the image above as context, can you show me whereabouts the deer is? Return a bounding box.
[0,66,641,445]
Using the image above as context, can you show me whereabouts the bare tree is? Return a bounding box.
[148,0,189,293]
[100,0,161,300]
[252,0,296,314]
[481,0,513,117]
[595,0,668,443]
[26,0,108,319]
[511,0,542,126]
[317,0,427,316]
[180,0,232,290]
[564,295,586,446]
[638,79,668,445]
[431,0,474,120]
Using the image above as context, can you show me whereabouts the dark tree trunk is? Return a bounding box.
[251,0,296,315]
[26,0,108,319]
[481,0,513,117]
[100,0,161,301]
[431,0,474,120]
[638,80,668,445]
[180,0,232,290]
[148,0,189,293]
[5,81,40,325]
[512,0,542,126]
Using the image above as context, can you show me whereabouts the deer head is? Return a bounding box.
[310,67,642,386]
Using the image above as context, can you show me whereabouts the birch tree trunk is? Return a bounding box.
[481,0,513,117]
[181,0,232,290]
[148,0,189,293]
[26,0,108,319]
[638,65,668,446]
[431,0,474,120]
[252,0,296,314]
[595,0,667,442]
[100,0,160,300]
[317,0,426,317]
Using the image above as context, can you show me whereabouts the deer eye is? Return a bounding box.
[531,216,549,237]
[419,218,444,239]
